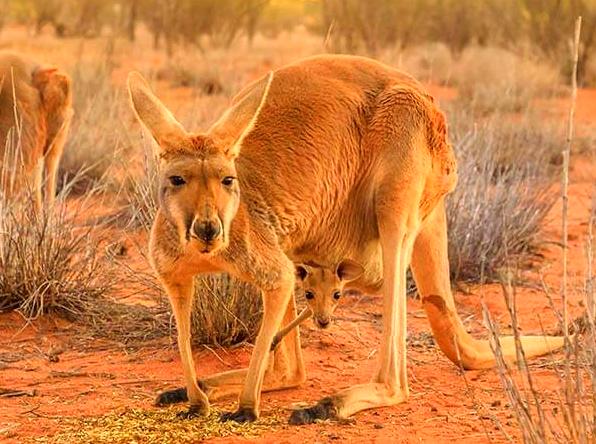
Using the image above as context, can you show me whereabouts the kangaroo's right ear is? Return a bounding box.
[295,264,310,281]
[127,71,189,151]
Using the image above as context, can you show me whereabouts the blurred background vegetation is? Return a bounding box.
[1,0,595,84]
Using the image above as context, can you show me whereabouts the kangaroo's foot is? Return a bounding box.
[176,403,209,419]
[220,407,258,423]
[289,397,338,424]
[289,382,407,425]
[155,379,209,406]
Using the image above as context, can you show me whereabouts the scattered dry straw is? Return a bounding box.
[38,406,284,444]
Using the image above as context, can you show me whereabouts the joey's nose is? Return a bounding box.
[316,318,331,329]
[192,219,221,242]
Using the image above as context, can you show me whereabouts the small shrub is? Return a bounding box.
[123,140,160,231]
[397,42,454,85]
[453,46,561,113]
[156,62,225,95]
[191,275,262,346]
[0,177,114,320]
[446,109,561,282]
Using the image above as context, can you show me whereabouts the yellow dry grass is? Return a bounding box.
[36,405,285,443]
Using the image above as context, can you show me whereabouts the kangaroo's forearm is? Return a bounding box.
[271,307,312,351]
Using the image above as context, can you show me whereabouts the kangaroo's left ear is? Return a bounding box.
[336,259,364,282]
[208,71,273,159]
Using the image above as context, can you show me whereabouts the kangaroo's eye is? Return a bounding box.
[333,291,341,300]
[221,176,235,186]
[304,291,315,300]
[169,176,186,186]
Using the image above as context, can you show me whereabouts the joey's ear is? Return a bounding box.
[295,264,310,281]
[336,259,364,282]
[127,71,189,151]
[208,71,273,158]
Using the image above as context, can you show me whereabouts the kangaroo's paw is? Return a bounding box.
[289,397,338,425]
[156,387,188,406]
[176,403,208,419]
[156,380,210,406]
[220,407,258,423]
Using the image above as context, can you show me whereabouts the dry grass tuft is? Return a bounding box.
[0,84,173,345]
[0,176,114,320]
[120,257,263,347]
[445,109,561,282]
[191,274,262,346]
[482,24,594,439]
[38,405,283,443]
[482,260,595,443]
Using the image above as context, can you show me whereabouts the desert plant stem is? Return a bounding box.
[561,15,582,436]
[587,197,595,439]
[562,16,582,337]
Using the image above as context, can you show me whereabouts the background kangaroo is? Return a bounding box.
[128,54,566,424]
[0,51,73,209]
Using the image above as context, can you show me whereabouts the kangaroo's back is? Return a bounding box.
[232,55,451,265]
[0,52,45,166]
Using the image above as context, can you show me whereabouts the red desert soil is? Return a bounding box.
[0,91,594,443]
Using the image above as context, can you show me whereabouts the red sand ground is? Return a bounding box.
[0,76,595,442]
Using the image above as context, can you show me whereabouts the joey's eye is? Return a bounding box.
[169,176,186,186]
[221,176,235,186]
[333,291,341,300]
[304,291,315,300]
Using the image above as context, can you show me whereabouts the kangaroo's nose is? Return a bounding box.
[192,219,221,242]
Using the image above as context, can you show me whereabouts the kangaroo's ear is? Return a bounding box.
[295,264,311,282]
[336,259,364,282]
[208,71,273,159]
[127,71,189,152]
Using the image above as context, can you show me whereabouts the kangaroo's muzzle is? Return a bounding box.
[191,218,222,243]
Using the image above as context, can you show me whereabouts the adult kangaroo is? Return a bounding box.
[127,55,565,423]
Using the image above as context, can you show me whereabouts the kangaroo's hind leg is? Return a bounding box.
[290,177,423,423]
[411,199,565,370]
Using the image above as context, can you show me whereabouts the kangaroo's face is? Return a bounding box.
[296,260,364,329]
[127,71,273,255]
[159,149,239,253]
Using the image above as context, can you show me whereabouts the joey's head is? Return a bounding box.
[127,71,273,255]
[295,260,364,329]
